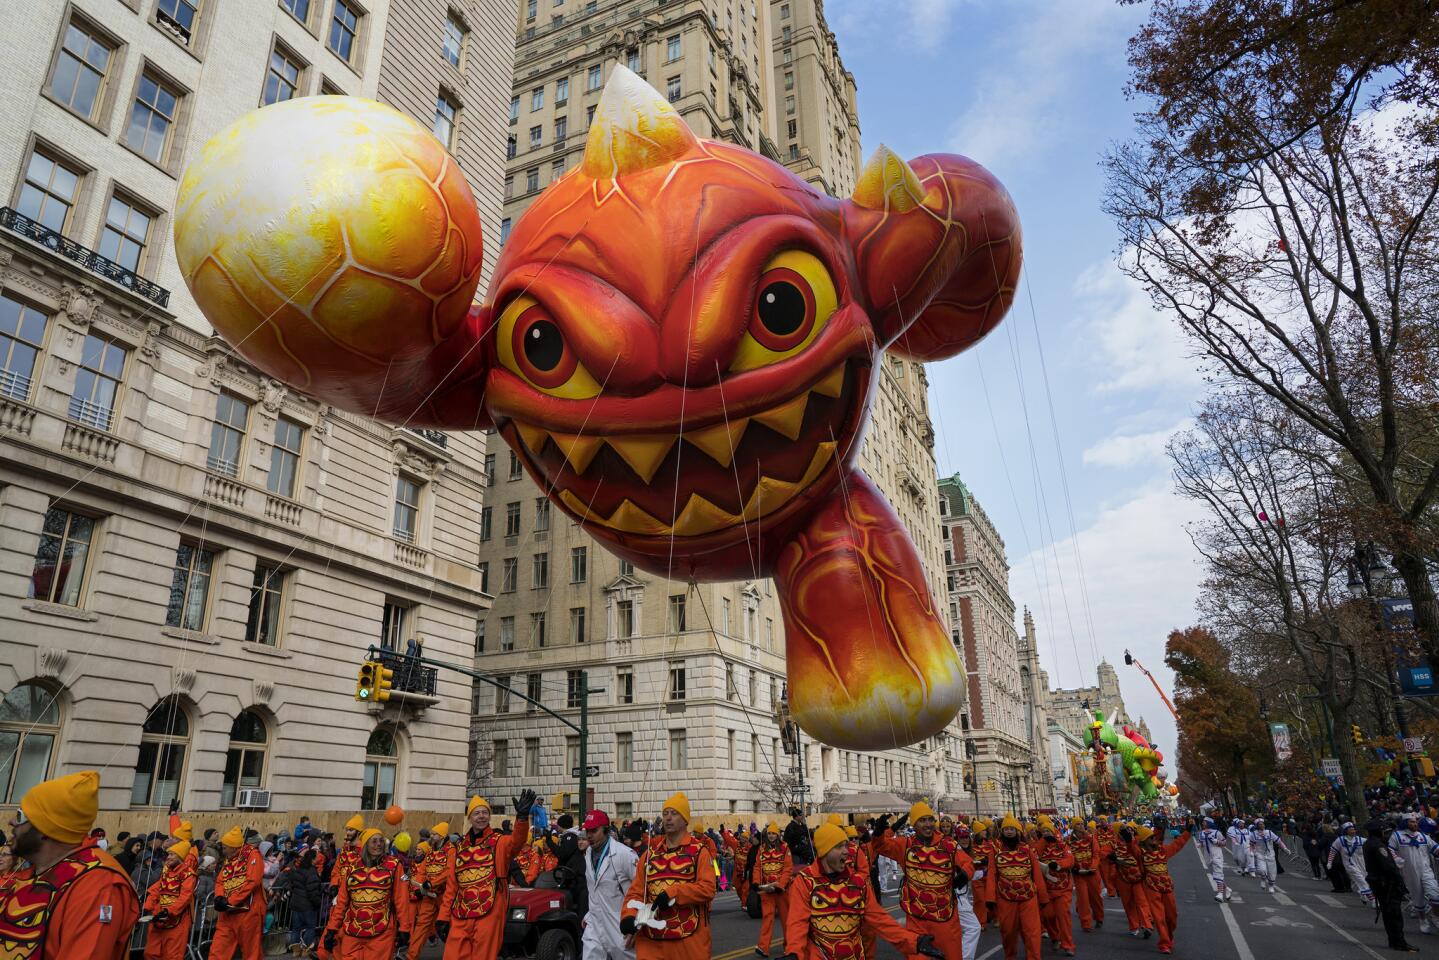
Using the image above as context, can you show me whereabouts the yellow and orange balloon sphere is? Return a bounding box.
[384,804,405,826]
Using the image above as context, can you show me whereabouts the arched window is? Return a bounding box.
[131,697,189,808]
[361,726,398,810]
[221,710,268,808]
[0,682,61,803]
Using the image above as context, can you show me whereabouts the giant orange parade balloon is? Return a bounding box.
[174,68,1022,750]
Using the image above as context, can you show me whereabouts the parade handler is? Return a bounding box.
[872,801,973,960]
[752,823,793,957]
[143,840,196,960]
[620,792,716,960]
[438,788,536,960]
[212,827,266,960]
[324,828,413,960]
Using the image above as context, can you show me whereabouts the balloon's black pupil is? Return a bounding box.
[524,320,564,371]
[758,281,806,336]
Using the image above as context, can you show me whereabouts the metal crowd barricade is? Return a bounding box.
[187,892,217,960]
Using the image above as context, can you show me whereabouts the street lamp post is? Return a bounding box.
[1348,543,1421,782]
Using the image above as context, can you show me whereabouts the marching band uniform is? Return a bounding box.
[143,841,196,960]
[723,827,754,907]
[211,828,266,960]
[1109,825,1152,937]
[1036,832,1076,956]
[320,815,365,960]
[872,802,973,960]
[325,829,413,960]
[411,824,451,954]
[1094,822,1118,898]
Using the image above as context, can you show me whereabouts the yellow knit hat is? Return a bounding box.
[173,820,194,842]
[220,826,245,848]
[826,813,843,826]
[345,814,365,832]
[467,796,490,815]
[663,792,691,824]
[1000,814,1022,833]
[1069,817,1085,829]
[169,840,192,861]
[844,825,859,839]
[416,841,432,856]
[1037,815,1053,830]
[358,827,383,849]
[765,821,780,835]
[432,821,450,836]
[1134,825,1154,842]
[19,771,99,845]
[910,801,936,823]
[813,823,847,858]
[1087,820,1097,830]
[975,818,991,833]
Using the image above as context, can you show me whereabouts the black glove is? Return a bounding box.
[153,909,169,922]
[653,891,674,911]
[893,814,909,832]
[395,931,410,949]
[917,934,945,959]
[213,896,229,913]
[875,815,892,833]
[620,915,637,936]
[327,884,338,898]
[952,867,969,891]
[777,954,799,960]
[436,920,450,941]
[513,788,537,817]
[422,880,433,894]
[323,930,338,952]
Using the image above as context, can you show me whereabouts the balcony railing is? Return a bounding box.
[66,396,114,431]
[374,648,438,696]
[405,427,449,449]
[0,369,32,404]
[0,207,170,308]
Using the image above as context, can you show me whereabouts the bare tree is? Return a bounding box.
[755,771,803,814]
[467,740,495,797]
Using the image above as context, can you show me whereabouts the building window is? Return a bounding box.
[666,34,681,61]
[532,552,548,589]
[784,72,794,91]
[748,668,757,703]
[0,295,48,403]
[787,118,797,138]
[499,217,512,244]
[267,416,304,498]
[626,49,640,72]
[477,562,489,594]
[98,195,153,274]
[282,0,311,24]
[17,150,82,235]
[765,617,774,649]
[784,47,792,63]
[442,12,465,66]
[554,116,567,141]
[328,0,360,61]
[618,559,634,576]
[586,64,601,90]
[786,95,795,113]
[616,599,634,638]
[506,135,517,159]
[707,45,714,69]
[616,731,633,772]
[526,673,542,708]
[0,683,61,803]
[380,600,409,650]
[361,726,398,810]
[263,45,303,105]
[28,507,94,607]
[126,74,179,166]
[783,25,792,41]
[524,738,539,776]
[788,144,799,161]
[569,606,585,643]
[566,670,583,708]
[726,663,736,701]
[665,77,680,100]
[669,729,687,769]
[492,739,508,775]
[501,557,517,593]
[668,594,686,632]
[617,667,633,704]
[781,2,790,17]
[667,661,685,700]
[499,617,515,651]
[750,734,760,772]
[505,501,521,536]
[526,167,539,192]
[570,546,587,582]
[503,175,514,199]
[552,156,565,178]
[565,736,579,776]
[529,125,542,148]
[220,710,267,808]
[509,95,520,122]
[51,20,113,119]
[531,86,544,111]
[727,730,735,767]
[165,542,214,631]
[721,597,731,633]
[131,697,189,807]
[586,104,596,126]
[433,93,458,147]
[509,449,522,479]
[156,0,200,43]
[245,563,285,645]
[206,392,249,476]
[393,475,421,542]
[483,452,497,484]
[530,611,546,647]
[479,505,493,540]
[555,76,569,102]
[526,0,537,18]
[495,675,512,713]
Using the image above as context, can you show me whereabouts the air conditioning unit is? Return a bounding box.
[237,789,271,810]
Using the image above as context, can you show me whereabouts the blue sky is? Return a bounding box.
[827,0,1203,768]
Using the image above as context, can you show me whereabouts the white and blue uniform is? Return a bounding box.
[956,847,982,959]
[1328,827,1373,904]
[1227,821,1251,874]
[1248,822,1288,890]
[1391,823,1439,930]
[1197,822,1229,899]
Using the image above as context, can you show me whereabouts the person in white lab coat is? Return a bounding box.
[1196,818,1230,902]
[580,810,639,960]
[1327,822,1374,905]
[1390,814,1439,932]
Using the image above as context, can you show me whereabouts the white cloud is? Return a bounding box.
[1081,420,1190,468]
[1010,484,1204,768]
[1074,262,1205,395]
[828,0,968,55]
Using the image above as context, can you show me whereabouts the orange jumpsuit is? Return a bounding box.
[319,843,361,960]
[1110,838,1152,934]
[982,843,1048,960]
[1095,829,1118,897]
[970,839,994,928]
[440,818,529,960]
[784,860,919,960]
[751,843,793,952]
[327,854,413,960]
[143,857,197,959]
[1067,834,1103,931]
[211,845,265,960]
[512,846,541,886]
[412,845,449,949]
[0,844,138,960]
[1136,831,1191,953]
[873,830,973,960]
[843,840,877,960]
[1036,839,1075,953]
[723,829,754,906]
[621,835,716,960]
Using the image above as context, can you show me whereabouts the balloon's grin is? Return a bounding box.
[501,359,868,541]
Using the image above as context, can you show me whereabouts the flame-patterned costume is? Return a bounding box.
[1036,838,1076,953]
[620,835,716,960]
[1094,824,1118,896]
[1134,830,1191,953]
[211,844,265,960]
[317,842,360,960]
[1108,832,1153,934]
[872,830,973,960]
[173,66,1022,756]
[511,845,541,887]
[751,842,793,953]
[142,856,196,959]
[783,861,918,960]
[969,834,994,928]
[1066,830,1104,932]
[0,845,137,960]
[980,843,1049,960]
[721,828,754,906]
[325,854,412,959]
[439,817,530,960]
[411,843,449,949]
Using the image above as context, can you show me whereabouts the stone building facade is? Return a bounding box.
[0,0,513,814]
[1018,609,1054,810]
[769,0,860,198]
[1047,659,1132,744]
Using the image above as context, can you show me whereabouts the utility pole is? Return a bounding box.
[578,670,589,814]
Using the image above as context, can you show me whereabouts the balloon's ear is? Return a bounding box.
[841,147,1022,361]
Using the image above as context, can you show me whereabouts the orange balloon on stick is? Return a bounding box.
[384,804,404,825]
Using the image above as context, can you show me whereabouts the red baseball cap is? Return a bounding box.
[582,810,610,830]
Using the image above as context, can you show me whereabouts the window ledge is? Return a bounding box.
[242,641,293,659]
[119,140,179,180]
[22,601,100,622]
[161,626,220,645]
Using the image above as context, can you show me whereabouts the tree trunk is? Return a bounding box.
[1328,701,1367,816]
[1392,551,1439,668]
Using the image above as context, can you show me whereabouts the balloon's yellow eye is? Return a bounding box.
[728,250,837,373]
[496,295,602,400]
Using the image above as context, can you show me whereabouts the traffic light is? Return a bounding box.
[375,663,394,702]
[356,661,377,701]
[1351,724,1364,746]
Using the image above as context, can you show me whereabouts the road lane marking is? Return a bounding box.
[976,945,1001,960]
[1194,843,1257,960]
[1300,904,1387,960]
[1272,889,1295,906]
[1315,894,1344,908]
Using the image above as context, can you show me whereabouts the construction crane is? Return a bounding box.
[1124,650,1180,723]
